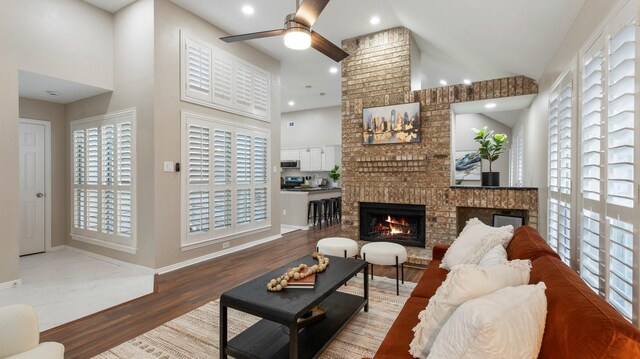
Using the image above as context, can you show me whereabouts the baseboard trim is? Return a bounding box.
[281,224,308,233]
[156,234,283,275]
[64,246,155,275]
[49,245,66,252]
[0,279,22,291]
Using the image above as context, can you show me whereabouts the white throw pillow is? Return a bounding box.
[409,260,531,358]
[440,218,514,270]
[478,244,508,266]
[428,282,548,359]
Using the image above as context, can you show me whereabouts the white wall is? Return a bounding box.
[281,106,341,148]
[516,0,624,237]
[0,0,114,284]
[152,0,281,268]
[454,113,511,186]
[64,0,156,267]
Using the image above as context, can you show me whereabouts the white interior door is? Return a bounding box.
[19,122,46,255]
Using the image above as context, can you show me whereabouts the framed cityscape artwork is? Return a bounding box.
[362,102,420,144]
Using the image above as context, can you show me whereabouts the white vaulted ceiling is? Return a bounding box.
[87,0,586,112]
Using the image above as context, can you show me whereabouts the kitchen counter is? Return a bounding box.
[281,187,342,193]
[281,188,342,227]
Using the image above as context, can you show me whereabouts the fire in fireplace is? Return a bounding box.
[360,202,425,247]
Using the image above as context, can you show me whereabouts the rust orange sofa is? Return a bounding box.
[374,226,640,358]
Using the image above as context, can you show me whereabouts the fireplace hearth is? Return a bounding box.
[360,202,425,247]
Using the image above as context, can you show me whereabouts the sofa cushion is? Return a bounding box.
[530,256,640,358]
[507,226,561,261]
[409,260,531,358]
[440,218,513,270]
[410,259,448,299]
[374,296,428,359]
[428,283,547,359]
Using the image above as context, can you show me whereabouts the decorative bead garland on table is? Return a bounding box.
[267,252,330,292]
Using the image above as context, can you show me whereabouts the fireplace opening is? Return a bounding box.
[360,202,425,247]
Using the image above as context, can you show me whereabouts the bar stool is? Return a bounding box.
[307,200,324,229]
[331,197,342,223]
[322,198,335,226]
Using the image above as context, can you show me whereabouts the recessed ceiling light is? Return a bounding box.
[463,79,471,85]
[329,67,338,74]
[46,90,59,96]
[485,103,497,109]
[370,16,380,25]
[439,80,447,86]
[241,5,254,15]
[288,100,295,106]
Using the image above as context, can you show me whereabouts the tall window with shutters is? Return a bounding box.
[71,109,136,253]
[548,73,574,266]
[182,112,270,248]
[566,0,640,324]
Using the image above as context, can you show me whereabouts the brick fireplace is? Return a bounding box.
[340,27,539,253]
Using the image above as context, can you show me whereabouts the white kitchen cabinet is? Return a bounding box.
[310,148,323,171]
[299,149,311,171]
[281,149,300,161]
[293,145,342,172]
[322,146,336,170]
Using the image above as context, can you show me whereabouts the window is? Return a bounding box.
[181,112,270,249]
[181,32,271,122]
[550,0,640,324]
[509,128,524,187]
[548,72,574,266]
[71,109,136,253]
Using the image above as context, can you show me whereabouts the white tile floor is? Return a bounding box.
[0,248,154,331]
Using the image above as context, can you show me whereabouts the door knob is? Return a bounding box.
[36,193,45,198]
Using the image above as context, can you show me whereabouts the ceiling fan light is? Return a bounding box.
[284,28,311,50]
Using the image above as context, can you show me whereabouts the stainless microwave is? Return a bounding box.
[280,160,300,169]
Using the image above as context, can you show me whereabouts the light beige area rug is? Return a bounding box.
[95,275,416,359]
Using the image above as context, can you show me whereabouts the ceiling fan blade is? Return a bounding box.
[220,29,285,43]
[294,0,330,28]
[311,31,349,62]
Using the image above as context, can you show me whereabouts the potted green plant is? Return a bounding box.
[328,165,340,188]
[472,126,508,186]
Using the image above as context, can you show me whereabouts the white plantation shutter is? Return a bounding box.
[253,70,270,116]
[237,189,252,225]
[102,189,115,234]
[182,112,270,247]
[580,37,605,294]
[187,122,212,237]
[254,188,268,222]
[234,64,253,109]
[181,32,271,122]
[564,2,640,324]
[213,54,233,105]
[102,125,115,185]
[117,190,132,236]
[185,38,212,102]
[87,127,99,185]
[189,190,210,233]
[254,136,268,222]
[214,190,232,229]
[117,122,132,185]
[548,73,574,266]
[236,133,252,226]
[71,110,136,253]
[605,13,638,322]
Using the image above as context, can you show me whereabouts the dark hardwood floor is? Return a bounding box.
[41,225,425,358]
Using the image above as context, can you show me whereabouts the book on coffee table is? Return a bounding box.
[287,271,316,289]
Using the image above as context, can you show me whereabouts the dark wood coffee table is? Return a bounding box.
[220,255,368,359]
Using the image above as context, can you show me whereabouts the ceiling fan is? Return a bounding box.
[220,0,349,62]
